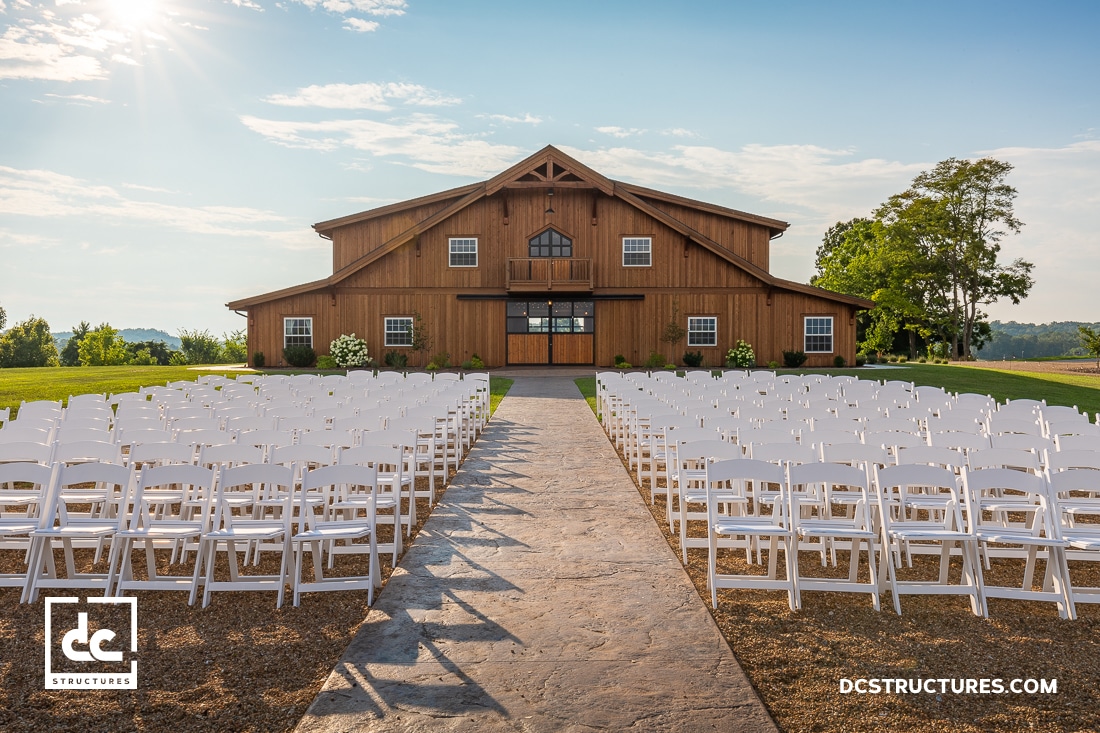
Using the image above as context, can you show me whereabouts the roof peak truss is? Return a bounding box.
[485,147,614,196]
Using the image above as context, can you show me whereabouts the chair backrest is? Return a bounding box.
[820,442,890,468]
[875,463,969,530]
[966,447,1041,474]
[787,461,873,525]
[963,467,1054,528]
[895,444,964,469]
[1045,449,1100,473]
[0,441,54,465]
[0,425,54,445]
[197,443,265,469]
[52,440,123,465]
[127,464,216,531]
[128,441,196,467]
[1054,433,1100,452]
[706,457,785,486]
[215,463,295,524]
[863,430,925,451]
[747,442,816,465]
[677,439,742,463]
[298,464,379,532]
[928,431,990,453]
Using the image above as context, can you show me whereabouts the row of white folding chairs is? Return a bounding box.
[698,457,1097,619]
[663,440,1100,558]
[3,461,387,608]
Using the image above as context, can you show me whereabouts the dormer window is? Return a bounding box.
[528,228,572,258]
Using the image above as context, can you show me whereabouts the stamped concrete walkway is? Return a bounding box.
[295,376,777,732]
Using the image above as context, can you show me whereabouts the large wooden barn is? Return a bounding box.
[227,146,872,368]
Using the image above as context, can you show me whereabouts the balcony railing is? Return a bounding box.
[506,258,593,292]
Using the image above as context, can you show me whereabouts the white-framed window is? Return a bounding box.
[449,237,478,267]
[622,237,652,267]
[804,316,834,353]
[384,316,414,347]
[687,316,717,347]
[284,317,313,348]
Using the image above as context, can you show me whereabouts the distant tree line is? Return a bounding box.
[976,321,1100,360]
[813,157,1034,360]
[0,309,246,368]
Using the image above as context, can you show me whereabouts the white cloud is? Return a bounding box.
[661,128,698,138]
[226,0,263,11]
[343,17,378,32]
[44,92,109,103]
[241,113,524,177]
[110,52,138,65]
[264,81,460,110]
[293,0,407,16]
[0,165,309,247]
[479,112,542,125]
[596,126,645,138]
[0,25,105,81]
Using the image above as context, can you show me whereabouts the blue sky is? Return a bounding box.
[2,0,1098,336]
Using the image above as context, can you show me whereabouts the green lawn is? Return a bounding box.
[0,366,514,418]
[574,363,1100,418]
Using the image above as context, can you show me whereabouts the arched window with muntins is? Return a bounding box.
[528,228,572,258]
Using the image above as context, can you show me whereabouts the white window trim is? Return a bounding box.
[448,237,478,268]
[384,316,414,348]
[687,316,717,347]
[622,236,652,267]
[804,316,835,353]
[283,317,313,349]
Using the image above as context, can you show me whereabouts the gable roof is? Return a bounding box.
[227,145,873,310]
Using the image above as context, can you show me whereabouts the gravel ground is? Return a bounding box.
[0,485,445,733]
[628,464,1100,733]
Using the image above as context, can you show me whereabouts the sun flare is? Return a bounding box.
[107,0,160,30]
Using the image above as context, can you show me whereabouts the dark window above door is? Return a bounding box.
[528,228,572,258]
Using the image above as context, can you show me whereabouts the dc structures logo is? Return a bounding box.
[45,597,137,689]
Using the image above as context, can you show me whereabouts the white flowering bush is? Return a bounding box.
[726,339,755,368]
[329,333,372,368]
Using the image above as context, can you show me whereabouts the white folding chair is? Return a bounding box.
[291,465,381,606]
[705,459,798,611]
[787,461,880,610]
[195,463,295,608]
[963,468,1075,619]
[874,464,985,616]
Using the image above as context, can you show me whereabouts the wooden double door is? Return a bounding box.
[506,299,594,365]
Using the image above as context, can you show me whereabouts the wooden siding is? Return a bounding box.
[245,288,858,369]
[331,198,460,272]
[335,189,762,293]
[637,197,772,271]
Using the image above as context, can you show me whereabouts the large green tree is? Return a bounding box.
[78,323,130,366]
[815,157,1032,360]
[0,315,60,367]
[59,321,91,366]
[877,157,1032,359]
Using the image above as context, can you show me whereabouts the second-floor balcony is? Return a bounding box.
[506,258,593,292]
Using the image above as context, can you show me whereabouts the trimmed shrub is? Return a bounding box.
[283,345,316,368]
[427,352,451,370]
[316,355,339,370]
[664,363,676,370]
[469,354,485,369]
[833,355,846,368]
[782,350,808,368]
[682,351,704,368]
[898,355,908,364]
[252,352,265,368]
[726,340,755,368]
[854,354,866,367]
[865,353,878,364]
[767,360,780,369]
[384,350,408,368]
[645,351,666,369]
[329,333,372,368]
[918,356,927,363]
